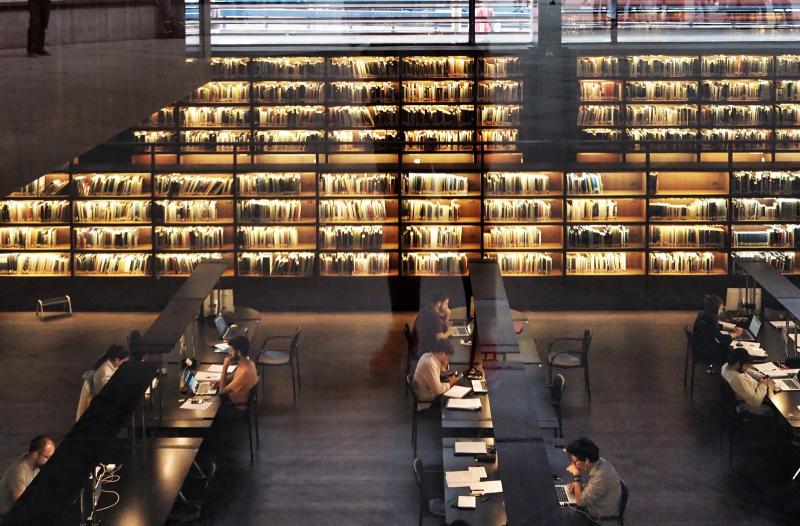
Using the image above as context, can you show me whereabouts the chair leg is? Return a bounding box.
[254,403,260,448]
[248,417,254,464]
[584,365,591,403]
[683,347,689,389]
[412,412,418,456]
[290,361,297,405]
[260,365,266,397]
[689,361,696,402]
[295,353,301,395]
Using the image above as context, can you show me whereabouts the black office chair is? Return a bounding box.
[407,374,420,457]
[403,323,418,393]
[217,386,260,463]
[257,326,301,404]
[684,326,714,402]
[603,479,629,525]
[412,458,445,526]
[547,330,593,402]
[550,374,566,438]
[167,460,218,525]
[127,329,142,360]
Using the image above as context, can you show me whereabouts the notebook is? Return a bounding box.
[447,398,482,410]
[444,385,472,398]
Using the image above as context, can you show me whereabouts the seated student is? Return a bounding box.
[413,339,459,410]
[75,345,130,420]
[213,335,258,409]
[693,294,742,374]
[565,438,622,521]
[721,346,775,416]
[412,290,455,357]
[92,344,131,394]
[0,435,56,514]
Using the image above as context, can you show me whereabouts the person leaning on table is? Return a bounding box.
[721,346,776,416]
[413,339,459,411]
[693,294,742,374]
[412,289,456,357]
[565,438,622,521]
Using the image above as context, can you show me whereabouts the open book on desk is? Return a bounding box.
[444,385,472,398]
[447,398,482,410]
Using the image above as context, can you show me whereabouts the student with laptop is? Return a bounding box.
[721,347,776,416]
[412,290,456,357]
[212,335,258,410]
[562,438,622,520]
[693,295,742,374]
[413,339,460,411]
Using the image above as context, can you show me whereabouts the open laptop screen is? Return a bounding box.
[214,314,229,339]
[748,315,762,338]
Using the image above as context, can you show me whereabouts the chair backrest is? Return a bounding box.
[289,327,301,359]
[718,377,739,416]
[406,374,419,402]
[127,329,142,359]
[550,374,566,405]
[412,457,424,491]
[580,330,593,365]
[402,323,414,348]
[684,326,694,350]
[618,479,629,520]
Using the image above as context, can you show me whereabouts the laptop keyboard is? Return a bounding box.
[784,379,800,390]
[196,383,213,396]
[555,485,570,504]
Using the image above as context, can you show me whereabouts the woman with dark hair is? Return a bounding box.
[692,294,742,373]
[91,344,130,394]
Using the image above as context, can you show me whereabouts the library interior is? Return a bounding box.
[4,1,800,525]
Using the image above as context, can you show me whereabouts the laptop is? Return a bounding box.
[184,369,217,396]
[774,373,800,391]
[210,313,247,344]
[471,379,488,394]
[555,485,577,506]
[452,322,472,338]
[737,315,762,342]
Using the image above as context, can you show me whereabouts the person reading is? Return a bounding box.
[213,335,258,409]
[412,290,455,357]
[412,339,459,411]
[75,344,130,420]
[0,435,55,514]
[721,347,775,416]
[693,294,741,374]
[565,438,622,521]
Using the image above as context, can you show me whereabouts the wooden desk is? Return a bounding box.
[147,363,221,431]
[442,438,507,526]
[441,387,493,437]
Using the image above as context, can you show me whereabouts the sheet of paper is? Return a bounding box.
[444,385,472,399]
[468,467,487,479]
[469,480,503,494]
[447,398,482,410]
[746,348,767,358]
[720,321,736,330]
[207,364,237,373]
[180,398,213,411]
[770,321,797,329]
[446,470,482,488]
[195,372,219,382]
[454,441,487,455]
[736,341,761,349]
[457,496,476,509]
[752,362,782,376]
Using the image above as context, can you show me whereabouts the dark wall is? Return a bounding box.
[2,274,785,312]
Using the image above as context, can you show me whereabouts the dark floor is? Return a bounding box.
[0,310,798,525]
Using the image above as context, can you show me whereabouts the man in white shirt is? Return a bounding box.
[721,347,775,416]
[0,435,55,514]
[413,339,459,411]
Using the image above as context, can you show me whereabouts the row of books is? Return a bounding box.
[626,105,697,126]
[319,200,387,221]
[254,106,325,127]
[153,201,218,223]
[75,227,140,249]
[404,200,460,221]
[627,81,695,101]
[0,227,59,248]
[239,226,299,248]
[402,106,475,127]
[732,171,800,195]
[319,225,383,249]
[330,82,395,103]
[492,252,553,275]
[732,198,800,220]
[580,81,621,101]
[0,201,69,223]
[239,200,303,222]
[481,57,521,78]
[14,178,68,197]
[252,58,325,79]
[155,253,224,275]
[567,225,630,247]
[650,225,726,247]
[75,201,150,223]
[734,251,796,273]
[479,81,523,103]
[329,130,398,151]
[319,252,390,275]
[182,130,249,150]
[485,172,550,194]
[699,81,771,102]
[210,58,249,78]
[155,226,225,249]
[403,173,469,194]
[483,226,543,248]
[776,81,800,101]
[155,175,232,196]
[330,57,398,78]
[327,106,397,128]
[320,173,394,195]
[253,81,325,103]
[581,55,784,78]
[627,128,697,142]
[401,252,468,274]
[75,174,145,196]
[577,57,622,77]
[649,199,727,220]
[566,199,618,221]
[238,252,315,275]
[240,173,302,195]
[732,225,800,247]
[649,252,716,273]
[75,253,151,274]
[480,105,520,126]
[702,105,771,126]
[566,172,604,194]
[0,253,70,274]
[701,56,771,77]
[629,56,697,78]
[485,199,552,221]
[403,57,473,78]
[565,252,627,273]
[402,226,462,249]
[404,129,475,151]
[403,81,473,103]
[179,107,250,126]
[190,82,250,103]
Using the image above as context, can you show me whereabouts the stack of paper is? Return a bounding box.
[207,364,237,373]
[444,385,472,399]
[447,398,482,410]
[457,496,476,509]
[445,467,488,488]
[469,480,503,494]
[454,441,487,455]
